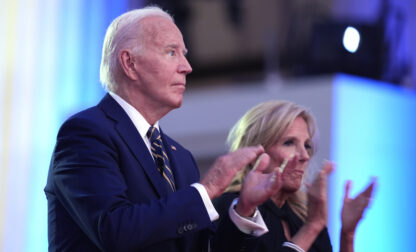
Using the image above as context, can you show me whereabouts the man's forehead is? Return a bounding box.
[139,15,176,33]
[139,16,184,46]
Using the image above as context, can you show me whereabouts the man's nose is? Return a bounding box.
[179,55,192,75]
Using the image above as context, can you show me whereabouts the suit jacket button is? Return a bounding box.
[187,224,193,231]
[178,226,183,234]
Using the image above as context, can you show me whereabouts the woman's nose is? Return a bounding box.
[296,146,310,162]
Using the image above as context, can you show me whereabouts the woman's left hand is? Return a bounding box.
[341,178,376,235]
[235,153,282,217]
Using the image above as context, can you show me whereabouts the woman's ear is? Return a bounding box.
[119,50,139,80]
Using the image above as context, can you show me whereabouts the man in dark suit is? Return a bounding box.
[44,6,265,252]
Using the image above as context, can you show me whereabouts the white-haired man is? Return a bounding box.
[44,6,278,252]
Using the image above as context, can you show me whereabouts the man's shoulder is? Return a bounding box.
[57,96,117,134]
[69,105,103,120]
[61,105,104,128]
[62,94,117,125]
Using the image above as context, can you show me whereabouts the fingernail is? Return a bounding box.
[269,172,276,183]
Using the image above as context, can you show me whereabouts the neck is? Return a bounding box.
[271,190,293,208]
[115,85,171,125]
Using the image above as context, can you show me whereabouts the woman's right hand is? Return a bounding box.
[287,161,334,251]
[305,161,334,230]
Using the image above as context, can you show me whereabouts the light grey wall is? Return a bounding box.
[161,75,336,174]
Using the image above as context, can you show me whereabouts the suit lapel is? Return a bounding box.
[98,94,171,197]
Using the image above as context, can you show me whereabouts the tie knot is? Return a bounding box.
[147,126,161,141]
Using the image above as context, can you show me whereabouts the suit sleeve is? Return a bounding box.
[50,116,214,251]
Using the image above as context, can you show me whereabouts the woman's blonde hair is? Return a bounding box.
[226,100,317,220]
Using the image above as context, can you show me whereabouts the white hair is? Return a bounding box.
[99,6,173,92]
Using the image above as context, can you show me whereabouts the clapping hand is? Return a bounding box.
[305,161,334,230]
[201,145,265,199]
[341,178,376,235]
[235,153,283,217]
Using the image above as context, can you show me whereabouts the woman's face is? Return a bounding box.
[266,116,312,192]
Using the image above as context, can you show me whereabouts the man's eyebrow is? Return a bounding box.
[167,44,188,55]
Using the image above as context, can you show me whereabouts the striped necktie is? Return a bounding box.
[147,126,176,192]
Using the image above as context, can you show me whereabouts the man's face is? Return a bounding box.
[131,16,192,112]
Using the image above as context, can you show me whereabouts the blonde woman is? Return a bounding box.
[211,101,375,252]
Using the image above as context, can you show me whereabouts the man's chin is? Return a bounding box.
[170,99,183,109]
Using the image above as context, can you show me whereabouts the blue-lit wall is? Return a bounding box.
[0,1,132,251]
[329,74,416,251]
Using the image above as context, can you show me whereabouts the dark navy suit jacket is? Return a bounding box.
[45,94,214,251]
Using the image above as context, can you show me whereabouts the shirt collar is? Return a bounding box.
[109,91,159,139]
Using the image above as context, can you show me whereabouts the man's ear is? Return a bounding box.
[119,50,139,80]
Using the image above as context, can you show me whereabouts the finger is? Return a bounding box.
[344,180,352,201]
[362,182,374,198]
[356,191,372,211]
[233,145,265,170]
[355,179,377,211]
[321,160,335,175]
[362,177,377,198]
[252,153,270,172]
[269,165,281,184]
[268,170,282,192]
[318,161,331,182]
[356,178,376,200]
[309,162,329,193]
[319,169,328,192]
[251,145,265,156]
[279,153,295,173]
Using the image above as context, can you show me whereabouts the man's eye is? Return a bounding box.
[169,50,176,56]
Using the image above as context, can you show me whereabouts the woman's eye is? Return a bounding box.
[283,140,294,146]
